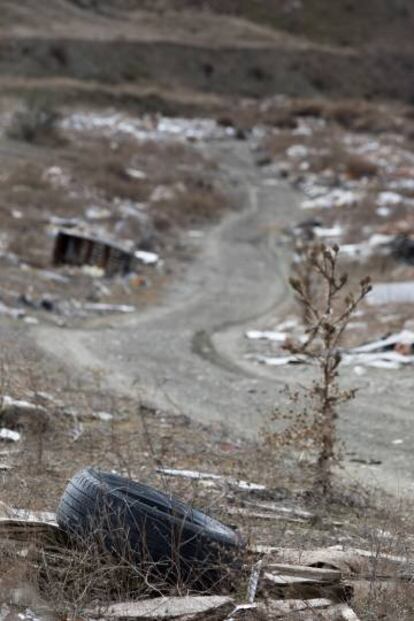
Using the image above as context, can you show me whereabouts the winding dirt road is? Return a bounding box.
[35,138,414,498]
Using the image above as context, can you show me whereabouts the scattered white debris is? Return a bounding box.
[150,185,177,202]
[349,330,414,354]
[367,282,414,305]
[37,269,70,284]
[157,467,266,492]
[125,168,147,180]
[2,396,45,418]
[277,318,299,330]
[81,265,105,278]
[42,165,70,188]
[0,429,20,442]
[62,112,232,143]
[188,230,204,239]
[250,354,305,366]
[343,330,414,368]
[377,191,402,207]
[246,330,287,342]
[134,250,159,265]
[389,178,414,192]
[227,507,307,524]
[301,189,359,210]
[347,321,367,330]
[86,206,111,220]
[293,123,313,137]
[342,352,414,369]
[287,144,309,160]
[93,411,113,422]
[158,468,222,481]
[353,366,366,376]
[0,303,25,319]
[236,480,266,491]
[23,317,39,325]
[82,303,136,313]
[340,233,393,259]
[244,501,314,520]
[314,225,343,238]
[376,206,391,217]
[369,233,395,246]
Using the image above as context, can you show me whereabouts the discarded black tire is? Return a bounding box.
[56,467,242,589]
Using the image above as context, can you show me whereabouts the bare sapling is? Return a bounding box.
[268,243,371,496]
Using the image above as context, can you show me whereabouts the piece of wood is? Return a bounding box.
[227,507,307,524]
[230,599,334,619]
[252,546,369,575]
[244,500,314,520]
[266,563,342,583]
[156,467,266,492]
[0,511,63,545]
[88,596,234,620]
[265,598,333,617]
[261,573,353,603]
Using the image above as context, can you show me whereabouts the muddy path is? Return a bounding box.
[34,138,414,498]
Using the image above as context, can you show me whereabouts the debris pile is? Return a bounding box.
[263,105,414,286]
[245,317,414,370]
[343,330,414,370]
[62,112,237,144]
[0,469,376,620]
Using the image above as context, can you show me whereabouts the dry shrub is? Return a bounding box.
[70,138,208,204]
[324,100,402,134]
[224,97,407,136]
[153,185,227,229]
[354,579,414,620]
[344,154,378,179]
[291,99,327,119]
[7,103,65,147]
[267,244,371,496]
[70,140,150,202]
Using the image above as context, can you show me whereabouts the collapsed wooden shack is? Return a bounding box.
[53,229,137,276]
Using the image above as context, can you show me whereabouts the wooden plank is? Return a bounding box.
[88,596,234,620]
[226,507,307,524]
[266,563,342,583]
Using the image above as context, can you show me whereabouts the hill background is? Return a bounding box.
[1,0,414,103]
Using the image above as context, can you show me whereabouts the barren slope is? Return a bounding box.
[1,0,414,102]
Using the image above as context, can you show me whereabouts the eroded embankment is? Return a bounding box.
[1,36,414,102]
